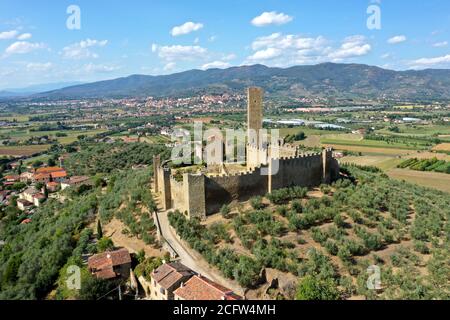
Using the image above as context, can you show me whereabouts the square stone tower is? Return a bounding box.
[247,87,264,147]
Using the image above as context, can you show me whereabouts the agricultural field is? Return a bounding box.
[0,144,50,157]
[0,128,106,145]
[387,169,450,194]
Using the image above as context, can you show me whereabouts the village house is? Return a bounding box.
[0,190,10,203]
[149,262,195,300]
[61,176,91,190]
[20,172,34,183]
[46,181,59,192]
[20,187,40,203]
[19,187,45,207]
[17,198,33,211]
[4,175,20,183]
[88,248,132,280]
[173,275,242,301]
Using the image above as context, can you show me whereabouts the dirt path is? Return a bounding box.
[103,218,164,257]
[152,190,245,296]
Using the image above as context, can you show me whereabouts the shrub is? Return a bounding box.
[220,205,231,219]
[250,196,264,210]
[295,275,341,300]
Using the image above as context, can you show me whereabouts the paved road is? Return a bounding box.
[154,202,244,296]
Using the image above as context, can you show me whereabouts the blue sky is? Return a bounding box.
[0,0,449,89]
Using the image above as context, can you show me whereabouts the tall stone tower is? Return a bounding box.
[247,87,263,146]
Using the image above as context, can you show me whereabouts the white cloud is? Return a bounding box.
[0,30,18,40]
[4,41,46,55]
[410,54,450,68]
[153,45,208,61]
[201,61,231,70]
[388,35,407,44]
[194,37,200,44]
[433,41,448,48]
[251,11,293,27]
[62,38,108,60]
[171,21,204,36]
[26,62,52,71]
[328,35,371,60]
[381,53,392,59]
[17,33,32,40]
[244,33,371,66]
[247,47,282,61]
[84,63,120,73]
[163,62,176,71]
[208,35,217,42]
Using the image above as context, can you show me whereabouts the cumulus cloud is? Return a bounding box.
[409,54,450,68]
[152,44,208,61]
[201,60,231,70]
[171,21,204,36]
[433,41,448,48]
[328,35,371,60]
[244,33,371,66]
[17,33,32,40]
[4,41,46,55]
[0,30,18,40]
[388,35,407,44]
[251,11,293,27]
[62,38,108,60]
[26,62,52,71]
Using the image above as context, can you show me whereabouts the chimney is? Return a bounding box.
[180,282,184,288]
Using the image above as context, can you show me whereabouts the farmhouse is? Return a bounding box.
[149,262,195,300]
[88,248,131,280]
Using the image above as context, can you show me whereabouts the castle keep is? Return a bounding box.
[153,87,340,219]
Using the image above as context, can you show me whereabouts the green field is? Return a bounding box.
[321,137,422,150]
[0,128,106,145]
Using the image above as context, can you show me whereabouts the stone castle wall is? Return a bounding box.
[204,167,268,215]
[153,149,339,219]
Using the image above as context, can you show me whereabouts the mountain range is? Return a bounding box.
[0,82,84,98]
[11,63,450,101]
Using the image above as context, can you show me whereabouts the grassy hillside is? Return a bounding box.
[169,165,450,300]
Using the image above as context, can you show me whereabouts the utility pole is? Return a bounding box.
[118,285,122,301]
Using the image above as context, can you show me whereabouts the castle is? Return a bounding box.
[153,87,340,219]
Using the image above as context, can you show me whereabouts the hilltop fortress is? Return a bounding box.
[153,87,340,219]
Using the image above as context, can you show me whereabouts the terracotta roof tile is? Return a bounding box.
[152,262,195,290]
[174,275,242,300]
[88,248,131,279]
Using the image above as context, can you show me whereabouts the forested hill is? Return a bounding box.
[32,63,450,100]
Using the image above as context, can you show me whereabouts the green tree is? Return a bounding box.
[97,220,103,240]
[296,275,341,300]
[97,237,114,252]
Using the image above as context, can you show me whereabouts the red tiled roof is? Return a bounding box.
[88,248,131,279]
[88,248,131,270]
[4,175,19,181]
[47,182,59,187]
[151,262,195,290]
[174,275,242,300]
[35,167,65,174]
[21,218,32,224]
[50,171,67,178]
[34,173,50,180]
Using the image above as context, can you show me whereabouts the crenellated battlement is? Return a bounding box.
[152,87,340,220]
